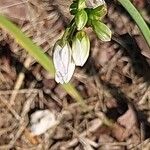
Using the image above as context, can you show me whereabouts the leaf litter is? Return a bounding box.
[0,0,150,149]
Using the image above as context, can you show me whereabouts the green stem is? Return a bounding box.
[118,0,150,47]
[61,18,76,44]
[0,15,87,110]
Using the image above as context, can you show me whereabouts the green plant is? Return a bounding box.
[0,0,112,109]
[53,0,111,83]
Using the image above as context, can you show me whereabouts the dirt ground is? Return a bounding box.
[0,0,150,149]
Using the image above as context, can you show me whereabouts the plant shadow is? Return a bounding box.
[113,33,150,84]
[102,80,150,139]
[0,41,39,86]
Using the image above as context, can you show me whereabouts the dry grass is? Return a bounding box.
[0,0,150,149]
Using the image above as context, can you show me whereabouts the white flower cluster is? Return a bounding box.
[53,31,90,84]
[53,0,111,84]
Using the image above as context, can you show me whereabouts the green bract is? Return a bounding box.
[75,9,88,30]
[92,20,111,41]
[72,31,90,66]
[78,0,86,9]
[88,5,107,21]
[70,0,86,15]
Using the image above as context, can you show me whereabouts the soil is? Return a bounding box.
[0,0,150,149]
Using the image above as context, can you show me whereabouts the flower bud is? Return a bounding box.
[72,31,90,66]
[53,41,75,84]
[75,9,88,30]
[92,20,111,41]
[86,0,105,8]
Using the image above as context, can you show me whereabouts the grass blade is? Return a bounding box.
[0,15,86,109]
[118,0,150,47]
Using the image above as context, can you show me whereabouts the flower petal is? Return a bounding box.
[53,42,75,84]
[55,71,64,84]
[65,58,75,83]
[72,31,90,66]
[61,43,71,75]
[80,34,90,66]
[72,39,82,66]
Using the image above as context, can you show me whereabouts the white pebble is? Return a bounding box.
[29,110,57,135]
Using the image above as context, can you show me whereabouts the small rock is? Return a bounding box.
[29,109,58,136]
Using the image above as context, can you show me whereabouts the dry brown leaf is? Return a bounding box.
[111,123,126,141]
[117,105,137,130]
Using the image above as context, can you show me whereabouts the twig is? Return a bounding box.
[0,96,21,120]
[9,56,33,105]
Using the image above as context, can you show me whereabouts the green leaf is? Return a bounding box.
[75,9,88,30]
[70,2,78,15]
[70,0,86,14]
[92,20,111,41]
[87,5,107,21]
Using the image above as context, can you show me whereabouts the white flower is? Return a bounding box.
[72,31,90,66]
[53,41,75,84]
[86,0,105,8]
